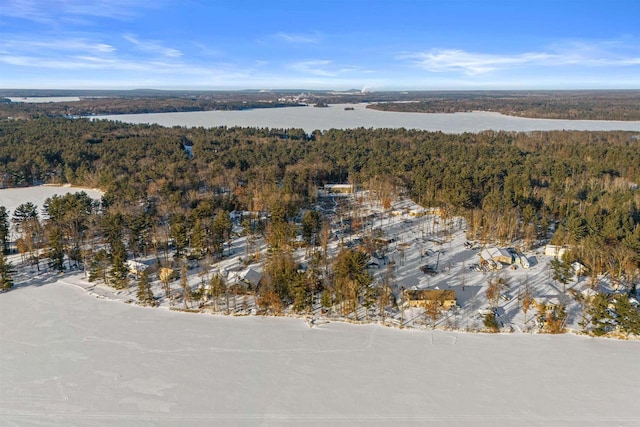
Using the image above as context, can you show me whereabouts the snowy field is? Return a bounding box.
[1,280,639,426]
[0,185,103,217]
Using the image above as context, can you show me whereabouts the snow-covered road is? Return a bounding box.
[1,281,638,426]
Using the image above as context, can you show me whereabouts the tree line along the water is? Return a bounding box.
[3,90,639,121]
[0,117,639,324]
[366,91,640,121]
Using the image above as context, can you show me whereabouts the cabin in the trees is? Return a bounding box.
[127,260,148,275]
[544,244,568,258]
[405,289,457,310]
[323,184,353,194]
[227,267,263,289]
[480,248,514,266]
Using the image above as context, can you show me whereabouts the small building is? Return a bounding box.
[480,248,513,265]
[544,245,568,258]
[367,256,384,269]
[127,260,148,275]
[572,262,585,275]
[228,267,263,289]
[515,254,530,269]
[405,289,457,310]
[324,184,353,194]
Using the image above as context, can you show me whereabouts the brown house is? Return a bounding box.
[405,289,457,310]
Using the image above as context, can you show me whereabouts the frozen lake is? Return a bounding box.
[0,185,103,216]
[1,280,638,426]
[7,97,81,103]
[95,103,640,133]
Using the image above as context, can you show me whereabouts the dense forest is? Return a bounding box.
[1,116,639,329]
[0,98,302,119]
[367,91,640,120]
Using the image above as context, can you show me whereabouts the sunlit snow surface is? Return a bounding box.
[0,186,103,216]
[95,103,640,133]
[1,281,638,426]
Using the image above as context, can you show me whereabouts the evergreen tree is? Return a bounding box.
[208,273,225,311]
[180,264,191,309]
[0,252,14,291]
[483,312,499,332]
[169,213,188,259]
[333,248,372,319]
[212,210,232,258]
[190,218,206,259]
[109,237,129,289]
[0,206,9,255]
[320,289,333,315]
[47,224,65,272]
[581,293,613,336]
[551,253,574,292]
[301,210,321,246]
[12,203,41,271]
[614,296,640,336]
[136,270,154,306]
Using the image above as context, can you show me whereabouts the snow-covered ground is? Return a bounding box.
[1,279,638,426]
[0,185,103,216]
[2,188,638,425]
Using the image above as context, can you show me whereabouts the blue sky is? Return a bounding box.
[1,0,639,90]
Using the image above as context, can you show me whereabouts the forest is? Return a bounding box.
[366,90,640,121]
[0,116,639,333]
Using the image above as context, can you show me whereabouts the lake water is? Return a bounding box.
[95,103,640,133]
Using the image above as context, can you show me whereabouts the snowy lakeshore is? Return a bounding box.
[2,186,639,425]
[1,280,639,426]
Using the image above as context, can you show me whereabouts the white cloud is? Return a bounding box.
[1,38,116,54]
[290,60,336,76]
[123,35,182,58]
[274,32,321,44]
[406,49,556,75]
[1,0,158,23]
[404,43,640,75]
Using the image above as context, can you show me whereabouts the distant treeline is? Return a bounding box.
[0,98,302,119]
[366,91,640,121]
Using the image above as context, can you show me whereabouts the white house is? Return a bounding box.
[544,245,568,258]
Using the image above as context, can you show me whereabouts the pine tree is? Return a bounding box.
[551,253,574,292]
[180,264,191,309]
[0,206,9,255]
[614,296,640,336]
[208,273,225,312]
[47,224,65,272]
[109,237,129,289]
[333,248,372,319]
[136,270,154,306]
[483,312,499,332]
[0,252,14,291]
[88,249,109,283]
[320,289,333,315]
[190,219,206,259]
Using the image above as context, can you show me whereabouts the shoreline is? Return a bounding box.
[16,268,633,342]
